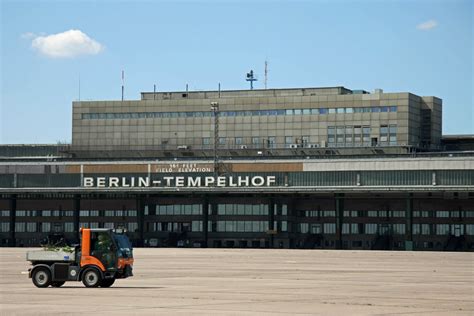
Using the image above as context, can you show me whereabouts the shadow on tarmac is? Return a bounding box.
[60,286,165,289]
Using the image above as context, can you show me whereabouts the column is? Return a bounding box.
[136,195,145,247]
[268,199,275,248]
[202,197,209,248]
[9,195,16,247]
[335,193,344,249]
[405,193,414,250]
[73,194,80,243]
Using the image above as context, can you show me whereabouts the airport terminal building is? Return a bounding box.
[1,86,473,251]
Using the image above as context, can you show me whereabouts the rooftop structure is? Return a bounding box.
[72,86,442,158]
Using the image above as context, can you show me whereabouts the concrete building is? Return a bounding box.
[72,87,442,158]
[1,86,472,251]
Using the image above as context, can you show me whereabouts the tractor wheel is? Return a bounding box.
[82,268,102,288]
[32,267,51,288]
[100,278,115,287]
[51,281,66,287]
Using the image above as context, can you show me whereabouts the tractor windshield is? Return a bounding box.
[113,234,133,258]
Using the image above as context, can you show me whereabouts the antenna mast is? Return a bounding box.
[121,70,124,101]
[245,70,257,90]
[264,60,268,89]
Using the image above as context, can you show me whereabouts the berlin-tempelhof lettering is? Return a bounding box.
[83,176,277,188]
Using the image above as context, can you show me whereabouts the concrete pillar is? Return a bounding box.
[73,195,80,243]
[335,193,344,249]
[202,197,209,248]
[268,199,275,248]
[136,195,145,247]
[8,195,16,247]
[405,193,414,250]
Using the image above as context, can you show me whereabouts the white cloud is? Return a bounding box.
[416,20,438,31]
[29,29,104,58]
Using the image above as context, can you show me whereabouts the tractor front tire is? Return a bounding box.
[82,268,102,288]
[32,267,51,288]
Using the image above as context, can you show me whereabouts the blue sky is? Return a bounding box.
[1,0,472,143]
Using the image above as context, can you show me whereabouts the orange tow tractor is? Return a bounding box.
[27,228,134,288]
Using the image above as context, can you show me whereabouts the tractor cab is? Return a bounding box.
[80,228,134,280]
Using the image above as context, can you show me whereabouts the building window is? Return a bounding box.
[218,137,226,145]
[128,222,138,232]
[15,222,26,232]
[267,136,276,148]
[365,223,377,234]
[0,223,9,232]
[323,223,336,234]
[466,225,474,235]
[64,222,74,232]
[252,137,260,147]
[41,222,51,233]
[202,137,210,146]
[436,224,450,235]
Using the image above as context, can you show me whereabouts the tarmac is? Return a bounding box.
[0,248,473,315]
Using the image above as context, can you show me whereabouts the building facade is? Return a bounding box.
[72,87,442,158]
[1,156,473,250]
[1,86,472,251]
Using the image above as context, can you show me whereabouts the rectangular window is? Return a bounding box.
[0,222,10,232]
[389,106,397,112]
[345,108,354,113]
[365,223,377,234]
[267,136,276,148]
[252,137,260,146]
[41,222,51,232]
[218,137,226,145]
[235,137,243,145]
[26,222,37,232]
[64,222,74,232]
[15,222,26,232]
[328,108,336,114]
[323,223,336,234]
[342,223,350,234]
[311,108,319,115]
[319,108,328,114]
[128,222,138,232]
[436,224,450,235]
[466,224,474,235]
[336,108,345,114]
[351,223,359,234]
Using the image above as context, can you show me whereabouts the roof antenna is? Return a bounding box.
[218,83,221,98]
[245,70,257,90]
[153,84,156,100]
[121,70,124,101]
[264,60,268,89]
